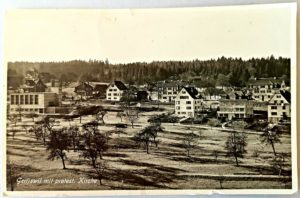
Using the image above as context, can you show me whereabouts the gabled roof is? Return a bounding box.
[93,84,108,92]
[280,90,291,103]
[183,87,200,99]
[114,81,128,90]
[75,82,93,92]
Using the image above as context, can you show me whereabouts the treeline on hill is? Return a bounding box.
[8,55,290,87]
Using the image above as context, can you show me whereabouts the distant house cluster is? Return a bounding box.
[7,69,291,125]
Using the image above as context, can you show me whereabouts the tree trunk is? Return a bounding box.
[131,121,134,128]
[79,116,82,123]
[92,158,96,168]
[61,155,66,169]
[146,142,149,154]
[234,154,239,166]
[270,141,276,156]
[99,151,103,160]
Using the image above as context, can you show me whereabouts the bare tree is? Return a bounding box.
[15,105,23,122]
[81,124,108,167]
[271,153,287,176]
[125,109,139,128]
[182,132,198,157]
[133,124,162,154]
[225,132,247,166]
[260,126,281,157]
[94,160,108,185]
[68,126,80,151]
[40,116,55,146]
[47,128,71,169]
[95,109,107,125]
[29,125,42,141]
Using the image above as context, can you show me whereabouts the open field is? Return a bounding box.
[6,109,292,190]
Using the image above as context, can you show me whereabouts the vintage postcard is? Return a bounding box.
[3,2,297,196]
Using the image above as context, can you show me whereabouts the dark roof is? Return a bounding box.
[280,90,291,103]
[93,84,108,92]
[114,81,128,90]
[75,82,93,92]
[25,79,36,86]
[183,87,199,99]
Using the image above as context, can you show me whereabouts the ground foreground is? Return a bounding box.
[6,110,292,190]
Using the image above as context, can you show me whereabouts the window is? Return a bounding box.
[163,97,167,99]
[176,106,180,110]
[11,95,15,105]
[186,101,191,104]
[186,106,192,110]
[15,95,19,105]
[173,91,177,94]
[108,97,111,100]
[282,105,286,110]
[39,109,43,113]
[271,112,277,116]
[176,101,180,105]
[276,95,281,98]
[113,93,118,96]
[271,106,277,110]
[109,89,113,91]
[114,89,118,91]
[114,97,117,99]
[240,108,244,111]
[20,95,24,104]
[25,95,29,104]
[180,96,189,99]
[182,91,186,94]
[30,95,34,104]
[35,95,38,104]
[181,112,186,114]
[108,93,111,96]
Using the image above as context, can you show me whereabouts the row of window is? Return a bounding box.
[107,93,119,96]
[108,89,118,92]
[176,106,192,110]
[11,108,44,113]
[270,112,288,116]
[176,101,192,105]
[107,97,118,100]
[11,95,39,105]
[271,105,286,110]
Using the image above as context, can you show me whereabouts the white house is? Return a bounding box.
[267,90,291,124]
[106,81,128,101]
[9,92,59,114]
[175,87,203,118]
[157,81,188,103]
[247,77,287,102]
[217,99,254,120]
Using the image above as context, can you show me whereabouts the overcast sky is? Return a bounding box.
[5,3,296,64]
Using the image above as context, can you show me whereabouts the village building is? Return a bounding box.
[175,87,203,118]
[217,99,254,120]
[74,82,94,100]
[247,77,287,102]
[9,92,59,114]
[21,79,47,93]
[157,81,188,103]
[267,90,291,124]
[93,84,108,99]
[106,81,128,101]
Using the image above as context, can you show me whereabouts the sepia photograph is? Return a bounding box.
[3,2,297,195]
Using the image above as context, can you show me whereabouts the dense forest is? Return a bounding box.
[8,56,290,87]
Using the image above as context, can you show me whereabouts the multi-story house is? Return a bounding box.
[175,87,203,118]
[106,81,128,101]
[9,92,59,114]
[74,82,94,99]
[217,100,254,120]
[157,81,188,103]
[247,77,287,102]
[267,90,291,124]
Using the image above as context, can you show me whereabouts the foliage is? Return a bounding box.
[260,126,282,157]
[8,56,290,86]
[46,128,71,169]
[182,132,199,157]
[225,132,247,166]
